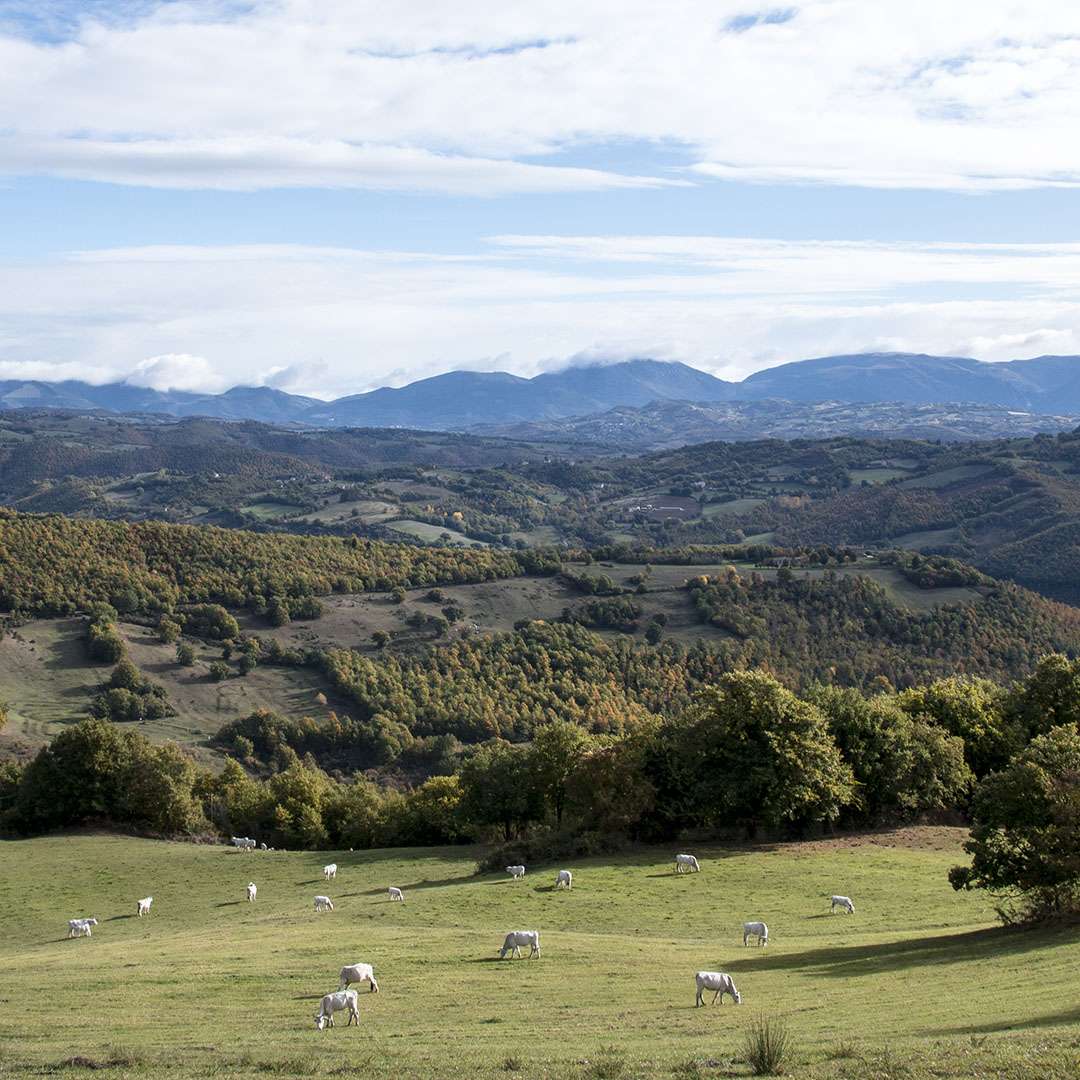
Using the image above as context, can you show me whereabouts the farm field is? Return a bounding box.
[1,829,1078,1080]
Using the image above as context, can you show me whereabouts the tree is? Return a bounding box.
[807,685,971,823]
[897,676,1015,778]
[176,643,196,666]
[209,661,230,682]
[457,740,543,841]
[673,671,854,835]
[530,719,590,830]
[950,725,1080,921]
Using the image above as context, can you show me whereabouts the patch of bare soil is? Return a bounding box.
[775,824,970,854]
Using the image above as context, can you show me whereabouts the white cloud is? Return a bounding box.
[2,0,1080,192]
[2,237,1080,395]
[127,352,227,392]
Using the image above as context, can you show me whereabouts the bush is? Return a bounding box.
[209,661,230,682]
[176,643,196,666]
[744,1014,794,1076]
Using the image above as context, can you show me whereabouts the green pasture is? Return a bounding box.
[900,465,995,490]
[846,467,911,484]
[384,520,489,546]
[2,830,1079,1080]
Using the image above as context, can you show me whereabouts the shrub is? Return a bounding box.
[209,661,230,682]
[744,1014,794,1076]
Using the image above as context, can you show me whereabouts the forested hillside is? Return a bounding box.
[7,412,1080,604]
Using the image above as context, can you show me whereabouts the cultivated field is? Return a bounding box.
[1,829,1078,1080]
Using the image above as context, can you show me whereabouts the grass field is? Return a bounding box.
[1,829,1078,1080]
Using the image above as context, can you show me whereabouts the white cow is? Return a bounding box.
[68,918,98,938]
[506,865,525,880]
[830,895,855,914]
[247,882,257,902]
[232,836,256,851]
[315,989,359,1029]
[388,887,403,902]
[323,863,337,881]
[338,962,379,993]
[315,895,334,912]
[695,971,741,1006]
[136,896,153,917]
[555,870,572,890]
[675,853,700,873]
[743,921,768,946]
[498,930,540,959]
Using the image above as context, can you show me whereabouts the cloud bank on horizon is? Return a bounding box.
[1,0,1079,396]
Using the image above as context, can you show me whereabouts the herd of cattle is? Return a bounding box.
[65,845,856,1023]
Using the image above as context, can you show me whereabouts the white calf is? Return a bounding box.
[506,865,525,880]
[338,962,379,993]
[675,853,700,873]
[323,863,337,881]
[136,896,152,917]
[830,895,855,914]
[743,921,768,946]
[315,895,334,912]
[555,870,572,890]
[695,971,741,1006]
[388,887,403,902]
[315,989,359,1029]
[498,930,540,959]
[68,918,98,938]
[247,882,257,902]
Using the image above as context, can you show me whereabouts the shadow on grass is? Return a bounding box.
[468,956,513,964]
[725,924,1060,979]
[925,1003,1080,1036]
[215,900,244,907]
[106,914,133,921]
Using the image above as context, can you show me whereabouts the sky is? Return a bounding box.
[2,1,1080,399]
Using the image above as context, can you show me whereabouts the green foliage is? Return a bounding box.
[807,685,971,823]
[663,671,854,834]
[209,660,230,682]
[7,716,206,834]
[86,614,126,663]
[176,642,196,666]
[457,740,544,841]
[950,725,1080,921]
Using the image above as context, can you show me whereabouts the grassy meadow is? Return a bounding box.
[2,829,1079,1079]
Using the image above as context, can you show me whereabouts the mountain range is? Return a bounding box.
[4,352,1080,430]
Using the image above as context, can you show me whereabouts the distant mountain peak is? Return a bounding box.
[2,352,1079,429]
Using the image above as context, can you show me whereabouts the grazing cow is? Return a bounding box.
[323,863,337,881]
[338,962,379,993]
[247,882,257,902]
[232,836,256,851]
[506,865,525,881]
[315,989,359,1029]
[388,887,403,902]
[830,895,855,914]
[68,918,98,938]
[315,895,334,912]
[675,853,700,873]
[136,896,153,917]
[555,870,572,890]
[743,921,768,946]
[695,971,741,1006]
[498,930,540,959]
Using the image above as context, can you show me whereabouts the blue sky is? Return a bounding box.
[2,1,1079,398]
